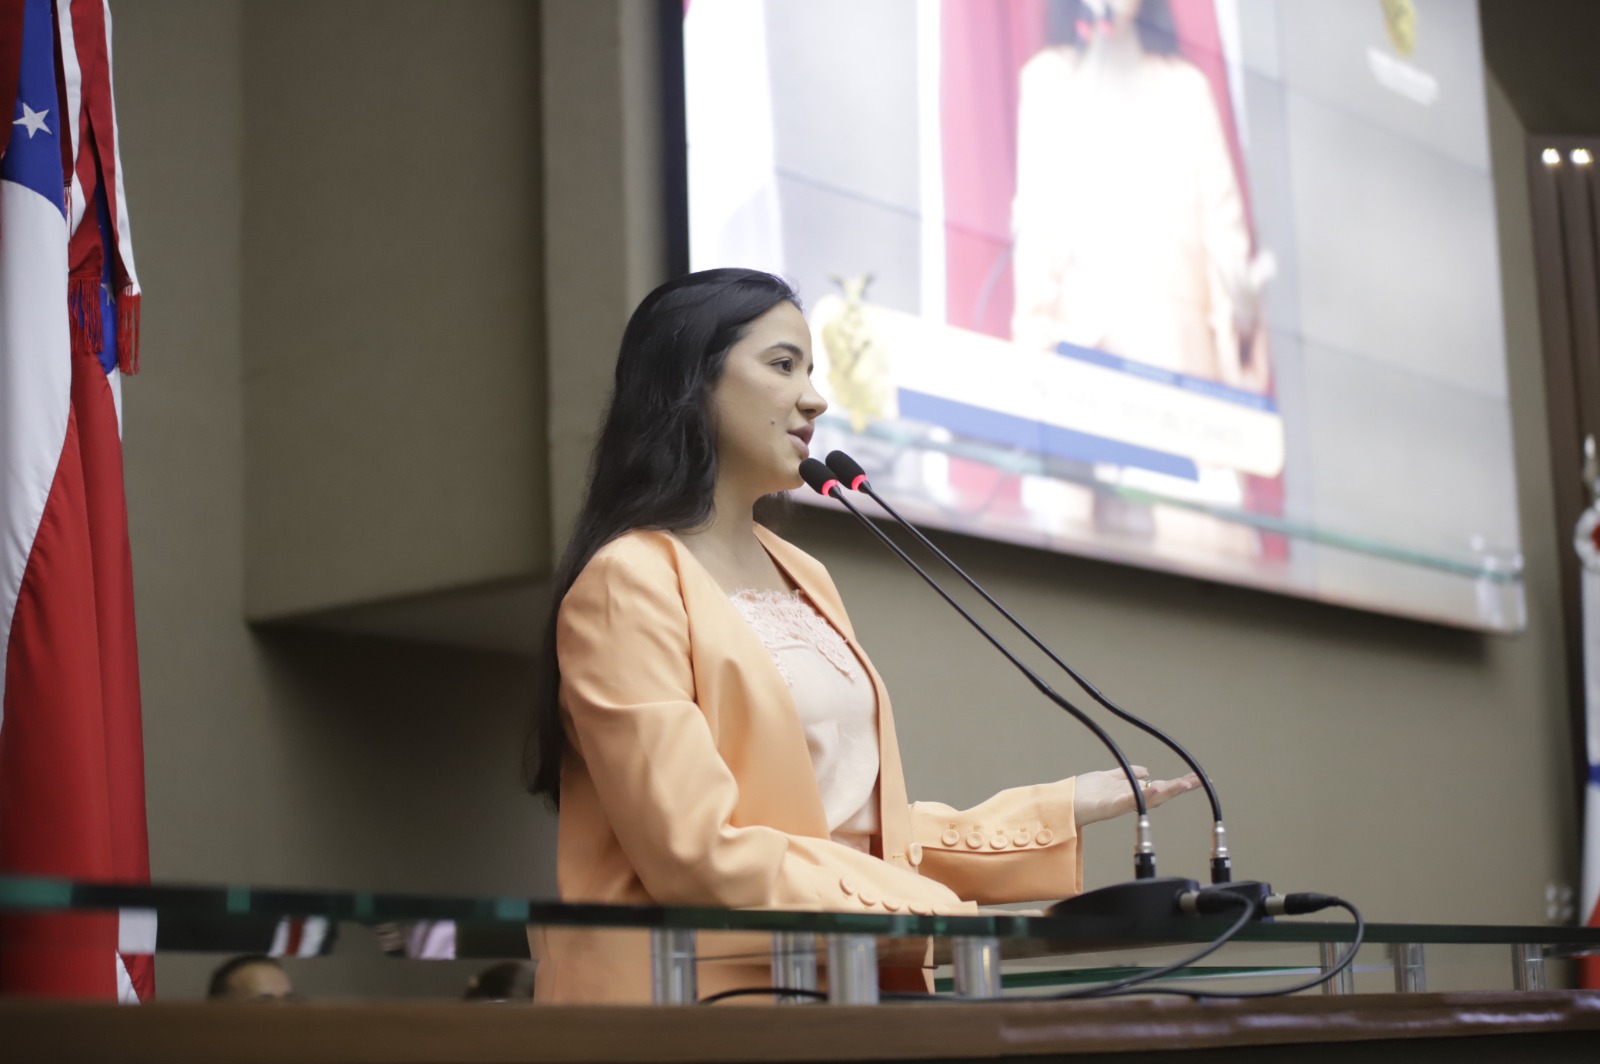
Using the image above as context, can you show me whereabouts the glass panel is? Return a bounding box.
[4,874,1598,1003]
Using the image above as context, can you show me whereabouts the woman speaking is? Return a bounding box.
[524,269,1196,1003]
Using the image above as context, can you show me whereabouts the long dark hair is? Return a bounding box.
[1045,0,1178,55]
[523,268,801,805]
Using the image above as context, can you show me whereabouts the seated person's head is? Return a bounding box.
[206,955,295,1002]
[463,960,536,1002]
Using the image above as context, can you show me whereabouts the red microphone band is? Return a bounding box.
[849,474,868,492]
[819,478,842,497]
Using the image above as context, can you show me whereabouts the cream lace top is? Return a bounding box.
[728,589,881,852]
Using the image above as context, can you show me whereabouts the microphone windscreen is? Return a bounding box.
[824,451,868,489]
[798,457,840,496]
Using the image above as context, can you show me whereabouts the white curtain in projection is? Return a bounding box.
[684,0,784,274]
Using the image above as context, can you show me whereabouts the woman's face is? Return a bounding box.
[707,301,827,499]
[1087,0,1143,24]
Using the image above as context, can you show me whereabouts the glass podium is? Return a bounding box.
[3,875,1596,1005]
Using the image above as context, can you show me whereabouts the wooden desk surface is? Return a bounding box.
[5,990,1600,1063]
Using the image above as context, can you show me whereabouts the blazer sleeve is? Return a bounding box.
[558,538,973,915]
[909,779,1083,905]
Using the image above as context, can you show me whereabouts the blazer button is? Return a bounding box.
[883,899,902,912]
[908,843,924,866]
[858,890,878,907]
[1035,828,1054,846]
[989,833,1009,850]
[840,876,857,896]
[940,829,961,847]
[1012,829,1032,847]
[965,832,985,849]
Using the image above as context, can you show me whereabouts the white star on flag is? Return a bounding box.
[13,102,51,138]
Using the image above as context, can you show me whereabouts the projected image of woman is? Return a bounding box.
[524,269,1198,1003]
[1011,0,1272,556]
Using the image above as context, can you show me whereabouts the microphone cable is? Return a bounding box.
[868,895,1252,1004]
[1048,889,1256,999]
[1088,894,1365,1000]
[699,894,1361,1005]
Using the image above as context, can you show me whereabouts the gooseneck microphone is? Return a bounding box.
[789,455,1365,989]
[799,459,1191,909]
[821,452,1242,887]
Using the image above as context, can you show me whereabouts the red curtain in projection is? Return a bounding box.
[939,0,1252,340]
[939,0,1045,341]
[939,0,1285,554]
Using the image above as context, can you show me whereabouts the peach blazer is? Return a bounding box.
[530,527,1083,1003]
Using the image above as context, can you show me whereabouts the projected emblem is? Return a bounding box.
[1381,0,1418,57]
[820,274,890,433]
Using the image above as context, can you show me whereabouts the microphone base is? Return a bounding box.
[1202,879,1275,921]
[1045,875,1200,923]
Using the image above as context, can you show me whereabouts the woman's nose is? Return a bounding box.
[799,381,828,418]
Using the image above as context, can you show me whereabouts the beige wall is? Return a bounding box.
[542,0,668,546]
[241,1,549,621]
[109,0,1577,998]
[115,0,556,998]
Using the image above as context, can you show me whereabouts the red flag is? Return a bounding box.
[0,0,151,1000]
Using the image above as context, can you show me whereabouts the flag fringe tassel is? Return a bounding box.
[117,289,140,375]
[67,274,102,357]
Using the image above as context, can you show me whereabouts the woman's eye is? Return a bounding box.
[775,358,794,372]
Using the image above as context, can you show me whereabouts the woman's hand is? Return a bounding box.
[1073,766,1200,829]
